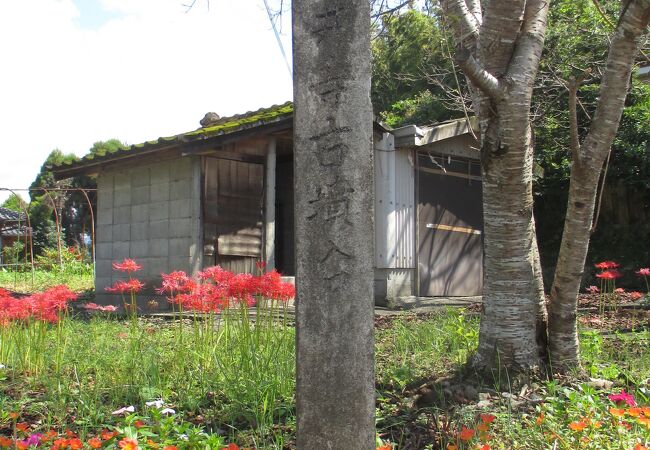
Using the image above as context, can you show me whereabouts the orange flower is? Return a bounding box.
[609,407,625,417]
[593,421,602,428]
[477,445,491,450]
[376,446,392,450]
[634,445,648,450]
[638,417,650,428]
[134,420,145,428]
[163,446,179,450]
[119,437,139,450]
[480,414,496,424]
[101,430,117,440]
[43,430,58,441]
[459,426,475,442]
[15,422,29,432]
[476,423,489,432]
[642,407,650,416]
[69,438,84,450]
[446,445,457,450]
[221,445,239,450]
[627,408,642,417]
[0,436,12,448]
[15,442,28,450]
[536,413,544,425]
[8,412,18,420]
[51,438,69,449]
[568,421,587,431]
[147,440,160,449]
[88,437,103,449]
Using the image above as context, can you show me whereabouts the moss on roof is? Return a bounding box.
[52,102,293,173]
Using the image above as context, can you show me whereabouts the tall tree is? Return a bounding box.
[440,0,650,373]
[548,1,650,370]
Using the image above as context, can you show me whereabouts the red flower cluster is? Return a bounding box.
[158,266,295,313]
[105,279,145,294]
[112,258,142,273]
[595,261,620,270]
[0,286,77,325]
[596,270,622,280]
[636,268,650,277]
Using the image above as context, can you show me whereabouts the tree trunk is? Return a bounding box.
[548,0,650,372]
[442,0,550,372]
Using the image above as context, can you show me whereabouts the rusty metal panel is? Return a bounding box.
[417,152,483,296]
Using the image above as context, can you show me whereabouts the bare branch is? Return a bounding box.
[567,76,581,163]
[454,47,503,100]
[371,0,411,18]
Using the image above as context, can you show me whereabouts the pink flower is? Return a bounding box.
[636,268,650,277]
[608,390,636,406]
[630,291,643,300]
[112,258,142,273]
[585,285,600,294]
[614,288,625,294]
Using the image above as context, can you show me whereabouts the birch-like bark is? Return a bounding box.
[548,0,650,371]
[442,0,550,371]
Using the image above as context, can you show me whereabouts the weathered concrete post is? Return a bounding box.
[293,1,375,449]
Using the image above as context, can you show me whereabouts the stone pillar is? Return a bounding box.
[265,137,277,270]
[293,1,375,448]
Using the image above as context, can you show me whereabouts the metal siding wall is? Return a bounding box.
[394,148,415,269]
[374,133,396,268]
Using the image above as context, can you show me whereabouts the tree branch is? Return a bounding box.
[454,47,503,100]
[440,0,480,48]
[568,76,581,164]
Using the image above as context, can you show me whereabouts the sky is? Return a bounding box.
[0,0,293,204]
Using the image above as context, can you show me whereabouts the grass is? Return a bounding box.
[0,302,648,448]
[0,267,94,293]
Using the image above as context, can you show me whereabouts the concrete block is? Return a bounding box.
[170,179,191,201]
[131,168,150,187]
[132,186,150,205]
[96,225,113,243]
[131,204,150,223]
[131,222,148,241]
[114,187,131,207]
[150,202,170,221]
[169,218,191,238]
[95,259,114,278]
[170,159,191,180]
[97,209,113,225]
[94,277,113,293]
[146,257,169,277]
[150,183,170,202]
[169,256,191,272]
[149,220,169,239]
[97,186,114,211]
[169,237,192,257]
[149,238,169,257]
[170,199,191,218]
[113,224,130,242]
[113,206,131,225]
[150,163,170,184]
[112,241,130,259]
[96,243,112,261]
[114,172,130,189]
[130,240,149,258]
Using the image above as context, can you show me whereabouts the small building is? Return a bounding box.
[52,103,482,307]
[0,207,31,264]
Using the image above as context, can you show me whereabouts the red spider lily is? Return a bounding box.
[105,279,145,294]
[82,302,116,312]
[0,285,77,325]
[614,287,625,294]
[112,258,142,273]
[608,390,636,406]
[596,270,622,280]
[157,271,196,295]
[199,266,235,285]
[595,261,620,270]
[636,268,650,276]
[630,291,643,300]
[585,285,600,294]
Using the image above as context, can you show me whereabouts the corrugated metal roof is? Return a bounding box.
[51,102,294,175]
[0,207,25,222]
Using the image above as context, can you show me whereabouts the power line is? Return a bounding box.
[262,0,292,79]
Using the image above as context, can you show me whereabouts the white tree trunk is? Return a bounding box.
[549,0,650,371]
[441,0,550,371]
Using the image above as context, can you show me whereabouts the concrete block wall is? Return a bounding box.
[374,268,415,307]
[95,156,202,306]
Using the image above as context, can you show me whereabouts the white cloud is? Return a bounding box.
[0,0,292,203]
